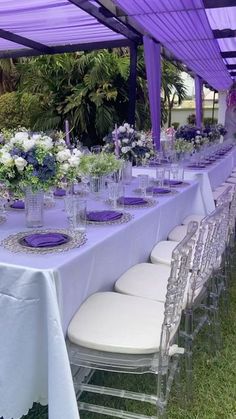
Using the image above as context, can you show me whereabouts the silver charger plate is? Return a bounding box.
[2,228,87,254]
[105,198,157,209]
[87,211,133,225]
[133,188,178,196]
[0,215,6,225]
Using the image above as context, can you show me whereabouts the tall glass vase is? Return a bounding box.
[25,188,44,228]
[89,176,104,199]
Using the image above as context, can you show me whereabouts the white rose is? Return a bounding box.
[137,140,143,147]
[68,155,80,167]
[23,138,36,152]
[121,146,131,153]
[39,136,53,150]
[123,123,130,129]
[0,152,13,165]
[56,149,71,162]
[128,128,134,134]
[14,157,27,172]
[31,134,41,140]
[72,148,82,157]
[14,132,29,141]
[132,142,136,147]
[145,152,150,158]
[118,126,126,133]
[140,134,145,141]
[122,138,129,144]
[196,130,201,134]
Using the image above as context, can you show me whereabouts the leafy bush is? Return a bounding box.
[203,117,217,126]
[187,114,196,125]
[172,122,180,130]
[0,92,42,130]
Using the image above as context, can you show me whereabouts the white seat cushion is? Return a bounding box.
[168,225,188,242]
[182,214,205,225]
[150,240,177,265]
[115,262,171,302]
[68,292,165,354]
[226,177,236,184]
[230,172,236,177]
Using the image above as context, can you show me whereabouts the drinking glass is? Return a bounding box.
[164,168,171,188]
[155,167,165,187]
[170,163,179,180]
[138,174,149,197]
[72,198,87,232]
[63,195,74,226]
[108,182,124,209]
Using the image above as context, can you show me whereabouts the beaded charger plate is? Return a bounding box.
[133,188,177,196]
[105,198,156,209]
[2,228,87,254]
[86,211,133,225]
[0,215,6,225]
[152,180,190,188]
[8,201,55,210]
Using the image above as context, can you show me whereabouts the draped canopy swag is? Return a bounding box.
[0,0,234,148]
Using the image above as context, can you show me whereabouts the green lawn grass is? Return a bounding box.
[22,269,236,419]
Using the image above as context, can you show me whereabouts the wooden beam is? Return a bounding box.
[227,64,236,69]
[213,29,236,39]
[0,39,132,59]
[0,28,52,53]
[222,51,236,58]
[128,43,137,126]
[230,71,236,76]
[67,0,141,43]
[204,0,236,8]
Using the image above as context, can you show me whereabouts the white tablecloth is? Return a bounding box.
[0,179,205,419]
[133,147,236,213]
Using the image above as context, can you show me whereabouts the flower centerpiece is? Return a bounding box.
[79,153,123,195]
[174,138,194,155]
[103,123,155,164]
[175,125,208,151]
[0,131,81,226]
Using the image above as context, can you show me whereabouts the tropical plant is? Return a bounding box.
[162,60,187,127]
[0,58,19,94]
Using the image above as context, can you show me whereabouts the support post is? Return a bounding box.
[143,36,161,150]
[194,75,203,128]
[218,91,227,125]
[128,43,138,126]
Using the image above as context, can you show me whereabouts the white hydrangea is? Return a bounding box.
[14,132,29,141]
[68,155,80,167]
[128,128,134,134]
[38,136,53,150]
[122,138,129,144]
[137,140,143,147]
[123,123,130,129]
[22,138,36,152]
[72,148,82,157]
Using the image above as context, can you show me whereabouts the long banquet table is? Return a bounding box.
[133,146,236,213]
[0,179,205,419]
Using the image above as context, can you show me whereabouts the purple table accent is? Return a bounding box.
[54,188,66,197]
[10,200,25,209]
[147,187,171,195]
[118,196,147,205]
[23,232,69,248]
[164,179,182,186]
[87,210,123,222]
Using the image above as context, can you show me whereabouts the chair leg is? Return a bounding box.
[157,372,167,418]
[183,308,193,401]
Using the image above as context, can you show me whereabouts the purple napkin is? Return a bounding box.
[118,196,147,205]
[24,232,69,248]
[164,179,182,186]
[187,164,206,169]
[147,187,170,194]
[87,210,123,222]
[54,188,66,197]
[10,200,25,209]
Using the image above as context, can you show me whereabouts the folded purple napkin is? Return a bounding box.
[10,200,25,209]
[187,164,206,169]
[87,210,123,222]
[164,179,182,186]
[24,232,68,248]
[118,196,147,205]
[148,161,160,167]
[147,187,170,194]
[54,188,66,197]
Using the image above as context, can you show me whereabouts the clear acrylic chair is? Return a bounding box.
[66,222,198,418]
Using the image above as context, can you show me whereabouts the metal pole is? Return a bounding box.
[128,43,138,126]
[212,90,216,124]
[194,75,203,128]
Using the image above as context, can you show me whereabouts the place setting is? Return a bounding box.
[2,228,87,255]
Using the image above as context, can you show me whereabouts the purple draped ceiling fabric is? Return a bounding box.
[143,36,161,151]
[195,75,203,128]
